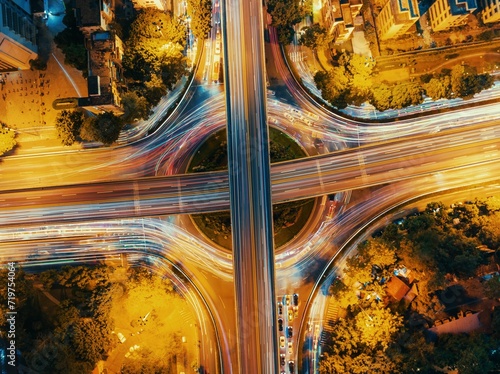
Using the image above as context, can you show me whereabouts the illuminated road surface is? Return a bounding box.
[1,121,499,227]
[222,0,278,372]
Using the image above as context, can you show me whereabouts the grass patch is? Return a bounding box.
[188,127,316,250]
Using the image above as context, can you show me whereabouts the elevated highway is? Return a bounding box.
[0,121,499,227]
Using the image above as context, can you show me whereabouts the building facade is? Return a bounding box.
[80,30,124,115]
[0,0,38,71]
[132,0,170,11]
[428,0,477,31]
[322,0,362,45]
[480,0,500,23]
[73,0,114,36]
[376,0,420,41]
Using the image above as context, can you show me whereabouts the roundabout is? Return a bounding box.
[186,126,318,250]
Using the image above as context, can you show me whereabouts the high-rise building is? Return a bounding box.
[0,0,38,71]
[132,0,170,11]
[322,0,363,45]
[376,0,420,41]
[428,0,477,31]
[480,0,500,23]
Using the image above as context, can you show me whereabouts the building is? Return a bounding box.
[321,0,363,45]
[428,0,478,32]
[73,0,114,36]
[376,0,420,41]
[132,0,170,11]
[429,310,485,335]
[385,275,418,304]
[480,0,500,23]
[79,31,124,114]
[0,0,38,71]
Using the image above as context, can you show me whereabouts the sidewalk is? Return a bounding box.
[0,8,88,151]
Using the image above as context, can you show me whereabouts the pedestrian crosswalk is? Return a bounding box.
[320,297,340,345]
[289,51,306,62]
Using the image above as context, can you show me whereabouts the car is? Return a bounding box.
[293,293,299,306]
[277,302,283,315]
[278,318,283,331]
[293,306,298,318]
[117,332,126,343]
[289,360,295,373]
[288,341,293,355]
[288,309,293,322]
[280,354,285,366]
[287,326,293,338]
[284,295,290,305]
[215,41,221,54]
[280,335,285,349]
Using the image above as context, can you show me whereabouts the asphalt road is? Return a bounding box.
[222,0,278,372]
[1,121,498,227]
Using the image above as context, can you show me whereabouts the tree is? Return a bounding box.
[330,278,360,309]
[391,82,423,109]
[54,11,87,73]
[479,212,500,249]
[55,110,85,146]
[450,65,493,99]
[80,112,123,145]
[314,67,350,108]
[299,23,332,50]
[187,0,212,40]
[127,8,185,48]
[433,333,496,374]
[0,122,16,155]
[344,54,376,105]
[424,76,451,100]
[359,239,397,270]
[354,305,403,351]
[267,0,304,28]
[123,8,187,94]
[395,330,436,373]
[121,91,151,123]
[371,83,393,111]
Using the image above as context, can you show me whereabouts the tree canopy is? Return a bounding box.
[55,110,85,146]
[121,8,188,121]
[54,11,87,73]
[0,122,16,155]
[80,111,123,145]
[267,0,305,44]
[123,8,187,87]
[186,0,212,40]
[315,54,493,110]
[321,199,500,373]
[314,53,378,108]
[299,23,332,50]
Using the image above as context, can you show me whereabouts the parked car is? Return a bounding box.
[284,295,290,305]
[280,335,285,349]
[280,354,285,366]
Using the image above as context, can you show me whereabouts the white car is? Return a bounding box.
[280,336,286,349]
